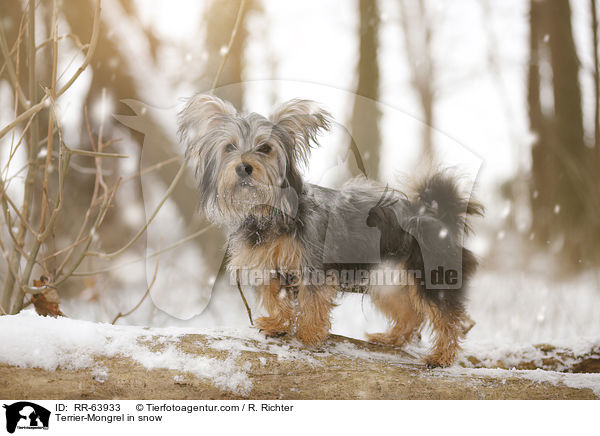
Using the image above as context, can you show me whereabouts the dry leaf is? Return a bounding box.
[31,286,65,318]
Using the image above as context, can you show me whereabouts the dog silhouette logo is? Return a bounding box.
[2,402,50,433]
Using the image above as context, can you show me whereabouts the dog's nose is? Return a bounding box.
[235,163,253,177]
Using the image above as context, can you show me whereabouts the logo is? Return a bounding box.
[2,402,50,434]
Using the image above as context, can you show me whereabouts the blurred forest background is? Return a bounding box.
[0,0,599,344]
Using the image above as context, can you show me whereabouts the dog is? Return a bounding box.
[178,94,483,367]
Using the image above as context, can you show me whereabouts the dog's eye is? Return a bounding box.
[225,143,236,153]
[256,143,271,154]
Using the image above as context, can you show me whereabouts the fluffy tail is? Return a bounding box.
[403,172,483,312]
[413,172,484,236]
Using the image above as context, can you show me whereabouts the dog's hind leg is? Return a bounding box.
[367,284,423,347]
[423,308,465,368]
[408,288,467,367]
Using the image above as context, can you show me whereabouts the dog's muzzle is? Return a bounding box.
[236,163,253,177]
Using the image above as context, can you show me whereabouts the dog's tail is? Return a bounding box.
[404,172,483,312]
[412,172,483,236]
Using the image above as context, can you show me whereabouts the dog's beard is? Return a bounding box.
[217,177,284,224]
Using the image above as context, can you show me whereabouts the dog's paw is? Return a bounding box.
[255,316,290,338]
[366,332,408,347]
[423,353,454,368]
[296,326,328,347]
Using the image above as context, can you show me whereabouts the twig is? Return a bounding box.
[55,0,101,100]
[122,156,179,184]
[66,147,128,158]
[0,114,36,181]
[0,0,101,141]
[0,8,27,79]
[39,235,89,262]
[71,225,211,277]
[0,22,29,109]
[55,106,105,277]
[211,0,247,91]
[236,269,253,326]
[35,33,88,51]
[21,284,56,295]
[0,180,38,238]
[111,245,161,325]
[85,157,188,260]
[52,177,121,288]
[0,236,21,287]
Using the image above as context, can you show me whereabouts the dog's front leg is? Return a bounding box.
[296,284,336,347]
[256,277,293,337]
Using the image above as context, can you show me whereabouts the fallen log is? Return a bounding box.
[0,313,597,400]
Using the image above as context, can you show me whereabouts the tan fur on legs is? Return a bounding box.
[296,285,336,347]
[406,287,466,367]
[367,284,423,347]
[423,310,464,368]
[255,278,293,337]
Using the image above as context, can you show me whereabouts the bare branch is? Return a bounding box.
[236,269,253,326]
[0,180,38,238]
[0,22,29,109]
[122,156,179,184]
[86,157,188,260]
[0,0,102,141]
[111,244,161,325]
[211,0,247,91]
[66,147,129,159]
[55,0,101,100]
[71,225,211,277]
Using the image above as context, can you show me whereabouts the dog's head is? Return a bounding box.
[178,94,332,226]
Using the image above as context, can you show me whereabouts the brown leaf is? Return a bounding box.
[31,289,65,317]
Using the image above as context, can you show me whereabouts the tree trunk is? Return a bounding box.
[201,0,254,110]
[528,0,600,267]
[348,0,382,180]
[399,0,436,168]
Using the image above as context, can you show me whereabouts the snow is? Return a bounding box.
[0,310,252,395]
[91,366,109,383]
[441,366,600,397]
[461,338,600,371]
[1,310,599,397]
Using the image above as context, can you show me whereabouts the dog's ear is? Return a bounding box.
[178,94,237,157]
[270,99,332,164]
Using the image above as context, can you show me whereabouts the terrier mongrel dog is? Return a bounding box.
[178,94,483,367]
